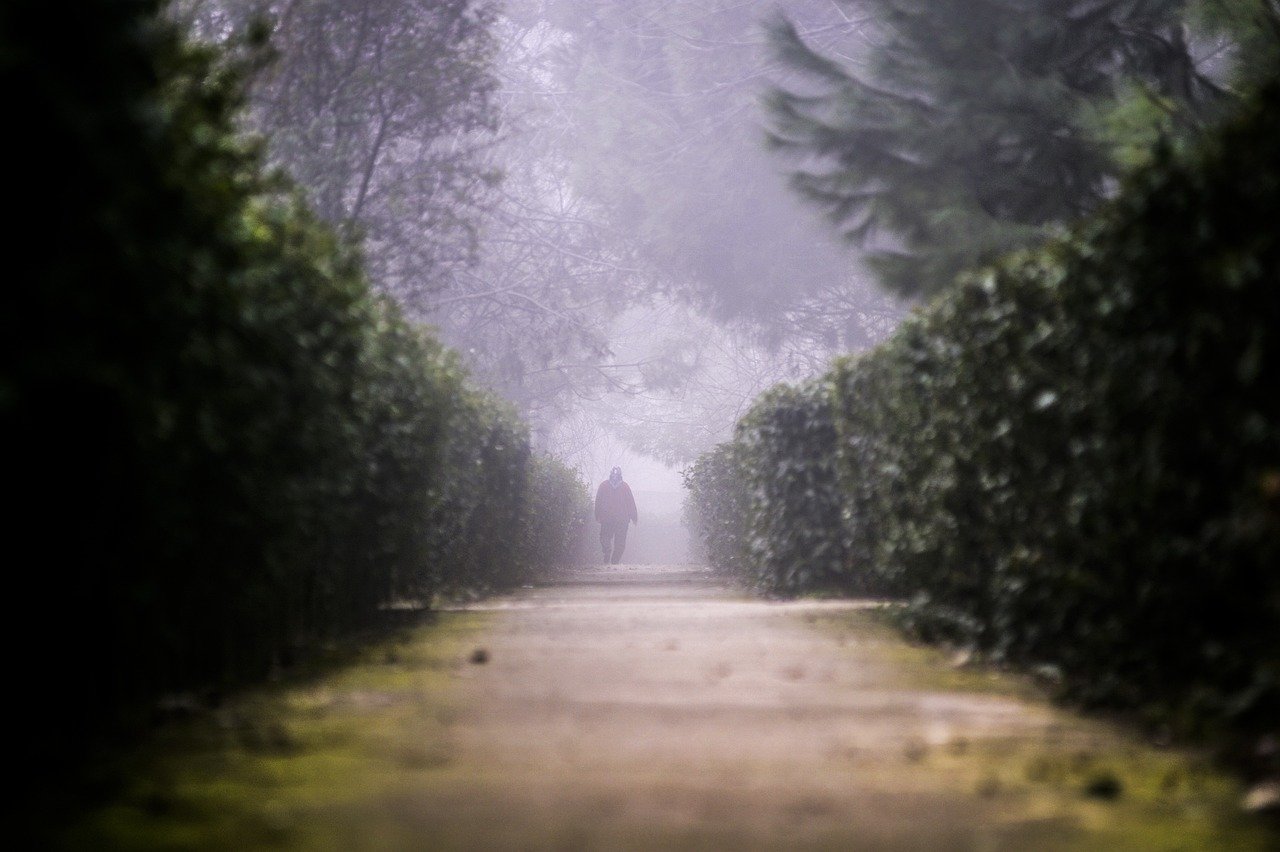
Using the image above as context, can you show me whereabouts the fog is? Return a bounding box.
[32,0,1278,843]
[463,2,909,557]
[181,0,1251,556]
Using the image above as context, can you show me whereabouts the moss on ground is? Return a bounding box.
[807,607,1275,850]
[46,598,1276,850]
[55,612,491,851]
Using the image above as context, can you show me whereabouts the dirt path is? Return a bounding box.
[67,565,1271,850]
[418,565,1268,850]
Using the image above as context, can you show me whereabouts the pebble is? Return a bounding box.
[1241,781,1280,814]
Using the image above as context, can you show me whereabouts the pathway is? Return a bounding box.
[66,565,1271,850]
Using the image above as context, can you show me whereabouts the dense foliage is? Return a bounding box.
[683,378,891,597]
[683,443,752,580]
[764,0,1229,299]
[688,76,1279,748]
[2,0,583,773]
[736,382,850,595]
[426,387,591,597]
[520,455,593,582]
[187,0,501,310]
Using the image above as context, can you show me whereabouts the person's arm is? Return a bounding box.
[594,482,606,522]
[625,484,638,524]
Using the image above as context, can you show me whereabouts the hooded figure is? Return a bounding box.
[594,466,638,564]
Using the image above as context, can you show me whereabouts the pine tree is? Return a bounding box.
[763,0,1226,298]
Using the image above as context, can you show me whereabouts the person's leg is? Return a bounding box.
[599,523,612,562]
[611,521,628,564]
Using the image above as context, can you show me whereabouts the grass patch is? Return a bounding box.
[50,612,491,850]
[804,607,1275,850]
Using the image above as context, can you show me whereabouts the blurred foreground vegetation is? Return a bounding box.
[1,0,586,783]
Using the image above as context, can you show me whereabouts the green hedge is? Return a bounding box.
[686,77,1280,744]
[428,387,529,597]
[683,379,888,596]
[740,381,850,594]
[3,0,584,769]
[683,441,752,578]
[424,385,590,597]
[521,455,593,579]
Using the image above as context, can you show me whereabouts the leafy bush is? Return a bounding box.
[2,0,585,771]
[738,380,851,594]
[426,387,529,597]
[687,76,1280,746]
[520,455,592,580]
[683,442,752,578]
[838,77,1279,739]
[683,379,882,595]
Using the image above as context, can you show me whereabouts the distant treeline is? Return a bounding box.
[685,76,1279,754]
[3,0,586,768]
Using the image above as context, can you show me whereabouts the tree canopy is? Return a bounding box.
[764,0,1232,298]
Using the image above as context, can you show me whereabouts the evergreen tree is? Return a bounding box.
[1187,0,1280,91]
[764,0,1226,298]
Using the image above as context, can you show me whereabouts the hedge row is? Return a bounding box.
[426,383,590,599]
[3,0,585,768]
[684,381,851,596]
[686,77,1280,743]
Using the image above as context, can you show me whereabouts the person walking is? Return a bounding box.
[594,466,638,565]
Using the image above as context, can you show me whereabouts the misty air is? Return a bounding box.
[8,0,1280,848]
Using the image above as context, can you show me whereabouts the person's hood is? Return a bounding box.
[608,467,623,488]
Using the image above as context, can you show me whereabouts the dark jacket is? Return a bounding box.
[594,480,638,525]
